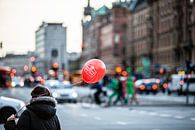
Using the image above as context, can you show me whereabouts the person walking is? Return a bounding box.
[91,81,104,105]
[4,85,61,130]
[113,76,126,105]
[125,76,134,104]
[106,74,119,106]
[126,76,139,105]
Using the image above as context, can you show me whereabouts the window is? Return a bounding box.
[51,49,58,58]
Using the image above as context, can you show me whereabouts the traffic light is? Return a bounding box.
[30,56,36,62]
[52,63,59,71]
[52,63,59,79]
[159,68,164,74]
[115,66,122,74]
[122,71,127,76]
[31,66,37,73]
[24,65,29,72]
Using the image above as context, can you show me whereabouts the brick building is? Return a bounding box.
[100,3,129,69]
[81,6,108,67]
[148,0,193,73]
[192,0,195,62]
[126,0,152,76]
[82,0,194,76]
[82,2,129,70]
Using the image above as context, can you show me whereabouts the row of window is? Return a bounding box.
[159,0,174,16]
[158,15,175,33]
[133,9,149,26]
[159,33,173,47]
[153,51,173,65]
[133,25,149,40]
[134,40,148,56]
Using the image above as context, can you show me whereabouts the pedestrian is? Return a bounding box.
[106,74,119,106]
[125,76,134,104]
[113,76,126,105]
[4,84,61,130]
[126,76,139,105]
[91,81,104,105]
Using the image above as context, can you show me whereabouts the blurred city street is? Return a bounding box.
[1,0,195,129]
[0,87,195,130]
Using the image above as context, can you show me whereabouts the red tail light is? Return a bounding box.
[152,84,158,90]
[140,85,145,90]
[163,83,168,89]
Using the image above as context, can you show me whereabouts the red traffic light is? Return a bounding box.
[30,56,36,62]
[159,68,164,74]
[52,63,59,69]
[24,65,29,71]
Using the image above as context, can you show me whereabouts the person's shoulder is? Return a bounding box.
[17,109,31,126]
[20,109,31,118]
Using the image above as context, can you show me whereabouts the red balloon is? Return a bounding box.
[82,59,106,84]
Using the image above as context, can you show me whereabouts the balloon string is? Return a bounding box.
[18,105,25,112]
[16,102,29,117]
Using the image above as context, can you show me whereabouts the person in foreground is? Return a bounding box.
[4,85,61,130]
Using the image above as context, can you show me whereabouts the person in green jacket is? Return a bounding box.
[106,74,119,106]
[126,76,139,105]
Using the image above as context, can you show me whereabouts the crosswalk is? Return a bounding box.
[128,108,195,122]
[57,103,195,123]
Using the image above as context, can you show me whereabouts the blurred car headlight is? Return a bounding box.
[71,92,78,98]
[52,92,59,98]
[12,82,16,87]
[20,82,24,87]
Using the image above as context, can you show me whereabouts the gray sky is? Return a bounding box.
[0,0,115,55]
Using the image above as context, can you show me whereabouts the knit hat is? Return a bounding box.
[31,84,51,98]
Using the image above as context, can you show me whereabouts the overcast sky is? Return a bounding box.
[0,0,116,55]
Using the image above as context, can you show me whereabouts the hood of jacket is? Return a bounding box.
[27,96,57,120]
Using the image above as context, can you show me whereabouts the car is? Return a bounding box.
[11,77,24,87]
[44,80,78,103]
[167,74,183,95]
[0,96,26,123]
[135,78,159,94]
[168,74,195,95]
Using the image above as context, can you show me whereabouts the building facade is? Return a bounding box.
[0,54,30,76]
[127,0,152,76]
[82,2,129,70]
[150,0,177,72]
[82,0,194,76]
[35,22,68,75]
[148,0,194,73]
[68,52,81,73]
[110,3,129,69]
[192,0,195,62]
[81,19,99,66]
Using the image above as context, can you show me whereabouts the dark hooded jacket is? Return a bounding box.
[4,96,61,130]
